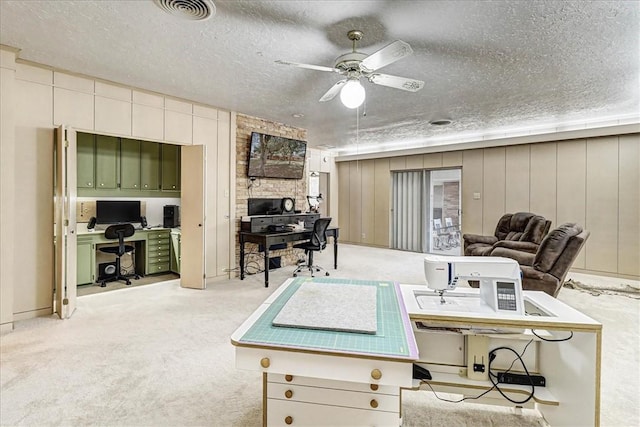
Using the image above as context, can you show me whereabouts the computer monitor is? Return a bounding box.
[95,200,141,224]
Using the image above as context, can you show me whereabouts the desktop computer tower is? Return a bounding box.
[163,205,180,228]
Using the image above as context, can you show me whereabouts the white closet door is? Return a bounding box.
[391,171,424,252]
[54,125,77,318]
[180,145,206,289]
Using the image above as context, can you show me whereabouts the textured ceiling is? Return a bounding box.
[1,0,638,154]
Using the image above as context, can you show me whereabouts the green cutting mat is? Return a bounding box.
[239,277,417,359]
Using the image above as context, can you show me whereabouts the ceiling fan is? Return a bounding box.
[276,30,425,109]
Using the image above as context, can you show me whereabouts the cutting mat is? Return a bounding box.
[272,281,378,334]
[238,277,417,359]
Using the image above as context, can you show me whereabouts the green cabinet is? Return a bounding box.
[95,135,119,189]
[162,144,181,191]
[77,132,95,189]
[140,140,161,191]
[146,230,171,274]
[120,138,141,190]
[77,238,95,285]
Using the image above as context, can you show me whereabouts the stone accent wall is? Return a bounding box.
[443,181,460,225]
[235,114,308,274]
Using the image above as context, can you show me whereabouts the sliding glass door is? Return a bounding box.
[391,168,461,255]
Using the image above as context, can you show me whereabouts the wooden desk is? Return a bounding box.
[239,227,339,287]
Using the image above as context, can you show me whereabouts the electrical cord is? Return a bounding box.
[531,329,573,342]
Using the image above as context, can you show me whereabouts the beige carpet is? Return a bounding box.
[1,244,638,426]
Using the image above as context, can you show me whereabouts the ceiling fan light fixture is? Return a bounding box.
[340,79,365,109]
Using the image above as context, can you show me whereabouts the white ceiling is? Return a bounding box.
[1,1,638,155]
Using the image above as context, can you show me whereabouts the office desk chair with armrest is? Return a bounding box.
[293,217,332,277]
[99,223,139,287]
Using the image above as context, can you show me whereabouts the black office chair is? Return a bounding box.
[293,217,332,277]
[99,223,139,287]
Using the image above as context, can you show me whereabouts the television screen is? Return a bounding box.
[247,132,307,179]
[96,200,141,224]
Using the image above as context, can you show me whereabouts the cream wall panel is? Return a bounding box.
[1,64,16,330]
[505,145,530,213]
[406,155,423,170]
[53,71,93,93]
[0,48,16,69]
[16,63,52,85]
[349,162,363,243]
[530,143,557,225]
[165,98,192,113]
[95,81,131,101]
[618,134,640,276]
[14,78,54,315]
[389,157,406,171]
[133,90,164,108]
[482,147,506,234]
[218,110,231,122]
[53,87,94,129]
[373,159,390,246]
[423,153,443,169]
[337,162,350,236]
[462,150,483,235]
[360,160,375,245]
[132,104,164,140]
[557,140,587,268]
[94,96,132,136]
[193,104,218,119]
[586,136,619,273]
[442,151,463,167]
[216,119,231,277]
[164,110,192,145]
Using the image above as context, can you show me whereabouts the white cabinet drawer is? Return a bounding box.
[266,399,400,427]
[236,346,413,387]
[268,382,399,412]
[269,373,398,395]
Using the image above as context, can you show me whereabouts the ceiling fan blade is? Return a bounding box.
[319,80,347,102]
[360,40,414,72]
[275,60,339,73]
[368,73,425,92]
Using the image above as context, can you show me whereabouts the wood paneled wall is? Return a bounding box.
[336,134,640,278]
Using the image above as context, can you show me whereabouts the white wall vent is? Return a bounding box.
[153,0,216,21]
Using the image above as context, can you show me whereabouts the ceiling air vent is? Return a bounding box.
[153,0,216,21]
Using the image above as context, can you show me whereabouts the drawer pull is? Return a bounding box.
[371,369,382,380]
[285,416,293,425]
[284,390,293,399]
[370,399,378,409]
[285,374,293,382]
[260,357,270,368]
[370,384,379,391]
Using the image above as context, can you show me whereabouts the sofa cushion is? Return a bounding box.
[533,223,582,273]
[521,215,549,244]
[495,212,536,241]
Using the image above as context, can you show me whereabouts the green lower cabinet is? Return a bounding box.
[77,240,95,285]
[146,231,171,274]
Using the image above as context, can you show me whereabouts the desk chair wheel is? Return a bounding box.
[293,273,297,277]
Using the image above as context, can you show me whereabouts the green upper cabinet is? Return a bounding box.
[162,144,181,191]
[95,135,119,189]
[77,132,95,189]
[140,140,161,191]
[121,138,141,190]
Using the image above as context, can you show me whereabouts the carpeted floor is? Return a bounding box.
[1,244,638,426]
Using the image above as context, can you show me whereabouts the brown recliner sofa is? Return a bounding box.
[491,223,590,297]
[463,212,551,256]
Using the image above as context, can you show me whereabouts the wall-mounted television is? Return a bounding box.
[247,132,307,179]
[96,200,141,224]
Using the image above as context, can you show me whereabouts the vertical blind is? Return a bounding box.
[391,171,425,252]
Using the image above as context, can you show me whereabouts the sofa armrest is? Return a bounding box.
[462,234,498,246]
[493,240,540,254]
[490,247,536,266]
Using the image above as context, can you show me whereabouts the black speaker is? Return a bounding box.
[140,216,147,228]
[268,256,281,270]
[163,205,180,228]
[98,262,117,280]
[87,216,97,230]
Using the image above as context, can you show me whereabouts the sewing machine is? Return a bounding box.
[422,254,524,315]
